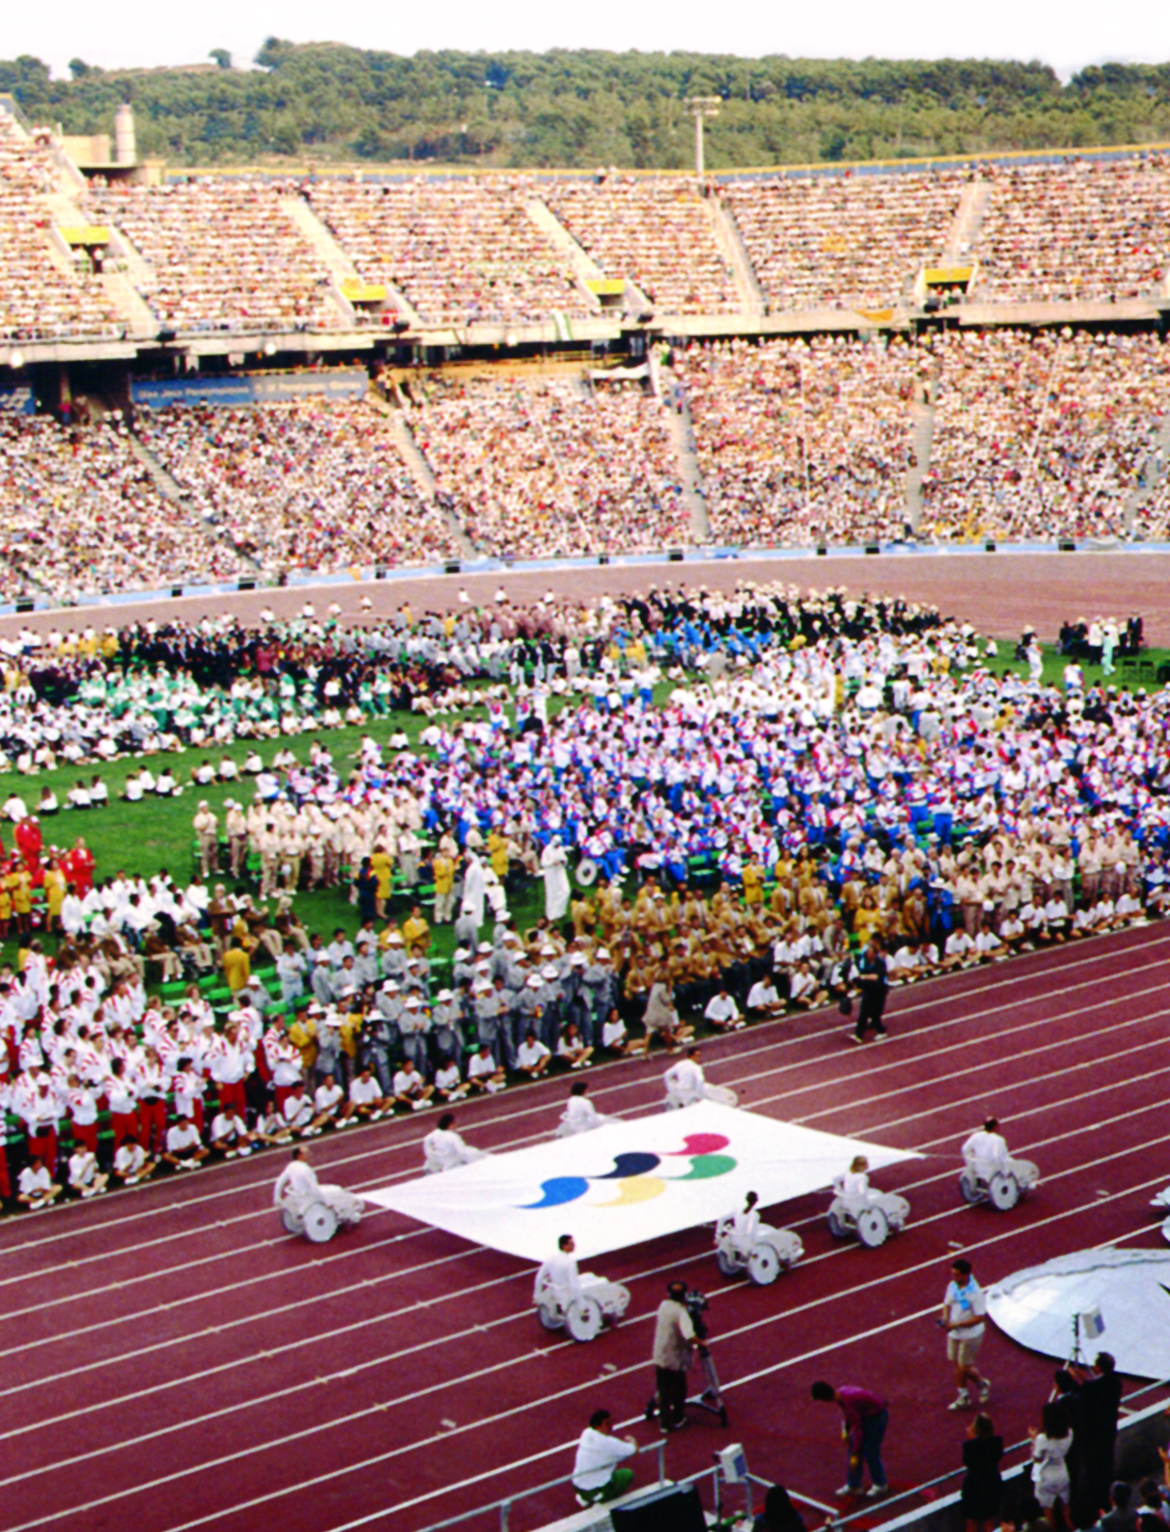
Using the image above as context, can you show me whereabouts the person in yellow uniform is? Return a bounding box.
[42,859,66,934]
[222,937,252,994]
[487,829,510,884]
[8,864,32,935]
[742,857,765,911]
[369,843,394,921]
[402,902,431,953]
[431,848,456,924]
[0,878,12,938]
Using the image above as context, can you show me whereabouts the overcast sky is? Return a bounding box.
[6,0,1170,83]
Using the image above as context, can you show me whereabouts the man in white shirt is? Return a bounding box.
[467,1043,507,1094]
[283,1081,327,1136]
[68,1145,109,1198]
[663,1046,735,1109]
[113,1135,153,1186]
[422,1112,486,1173]
[346,1067,388,1123]
[703,987,743,1033]
[432,1056,468,1103]
[161,1112,209,1170]
[515,1030,552,1079]
[746,974,785,1020]
[555,1080,618,1137]
[940,1256,990,1411]
[210,1107,258,1158]
[942,928,975,970]
[392,1060,434,1112]
[313,1073,346,1127]
[571,1409,637,1507]
[18,1154,62,1209]
[535,1232,583,1312]
[273,1146,363,1227]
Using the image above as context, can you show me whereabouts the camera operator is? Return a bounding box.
[651,1279,696,1432]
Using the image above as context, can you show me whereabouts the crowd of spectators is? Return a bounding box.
[306,176,593,327]
[0,112,122,342]
[972,155,1170,305]
[5,579,1170,1207]
[540,175,739,314]
[135,398,461,575]
[676,335,921,545]
[0,412,246,602]
[722,169,967,313]
[84,178,339,334]
[410,374,690,557]
[919,329,1170,542]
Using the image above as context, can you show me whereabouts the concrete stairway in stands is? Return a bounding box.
[280,195,423,329]
[126,433,197,507]
[942,182,991,266]
[902,391,937,531]
[368,394,476,557]
[1124,411,1170,535]
[526,198,652,313]
[708,197,766,316]
[665,393,711,540]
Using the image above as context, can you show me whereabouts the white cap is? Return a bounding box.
[526,974,543,989]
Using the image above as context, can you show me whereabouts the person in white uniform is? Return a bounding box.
[422,1112,487,1173]
[555,1080,618,1137]
[534,1232,583,1311]
[961,1117,1038,1189]
[540,839,571,922]
[571,1408,637,1507]
[663,1046,737,1109]
[273,1146,362,1225]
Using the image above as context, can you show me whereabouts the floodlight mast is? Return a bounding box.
[689,96,722,176]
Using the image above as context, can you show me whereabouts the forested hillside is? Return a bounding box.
[3,44,1170,169]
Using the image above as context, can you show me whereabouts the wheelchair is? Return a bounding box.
[826,1179,911,1249]
[534,1271,630,1342]
[714,1218,803,1285]
[278,1192,362,1244]
[1150,1184,1170,1244]
[959,1154,1039,1212]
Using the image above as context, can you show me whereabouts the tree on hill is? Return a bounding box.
[2,45,1169,168]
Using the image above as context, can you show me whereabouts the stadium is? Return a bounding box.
[1,58,1170,1532]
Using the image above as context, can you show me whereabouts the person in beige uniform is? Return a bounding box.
[193,802,219,878]
[226,800,249,880]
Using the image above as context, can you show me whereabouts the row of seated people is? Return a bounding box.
[0,412,248,602]
[0,113,123,341]
[539,174,739,315]
[408,374,691,557]
[970,155,1170,304]
[5,155,1170,339]
[133,398,462,575]
[676,333,922,546]
[919,328,1170,542]
[84,179,340,334]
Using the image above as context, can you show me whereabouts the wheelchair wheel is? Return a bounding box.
[716,1247,741,1277]
[856,1208,889,1248]
[302,1200,338,1243]
[988,1172,1019,1211]
[827,1206,851,1240]
[747,1243,782,1286]
[537,1302,562,1332]
[958,1170,983,1206]
[280,1205,304,1235]
[566,1294,604,1342]
[1161,1214,1170,1246]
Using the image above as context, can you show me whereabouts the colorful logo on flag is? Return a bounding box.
[519,1133,736,1210]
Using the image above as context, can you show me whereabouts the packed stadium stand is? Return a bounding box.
[407,373,690,557]
[540,175,740,314]
[134,398,462,574]
[0,412,245,600]
[0,110,124,341]
[84,179,340,333]
[305,176,594,326]
[970,155,1170,304]
[919,329,1170,541]
[722,169,969,313]
[677,334,922,545]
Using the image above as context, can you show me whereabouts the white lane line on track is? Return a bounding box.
[4,986,1163,1360]
[2,928,1160,1260]
[14,1159,1169,1532]
[5,1072,1168,1436]
[7,954,1165,1292]
[6,1128,1169,1501]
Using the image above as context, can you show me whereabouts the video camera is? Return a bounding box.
[683,1287,711,1342]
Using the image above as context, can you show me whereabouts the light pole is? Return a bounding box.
[688,96,721,176]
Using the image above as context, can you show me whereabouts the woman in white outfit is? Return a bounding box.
[555,1081,618,1137]
[541,839,571,922]
[1029,1400,1073,1527]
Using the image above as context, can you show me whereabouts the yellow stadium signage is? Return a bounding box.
[341,281,388,302]
[586,279,627,297]
[57,225,111,245]
[923,266,973,285]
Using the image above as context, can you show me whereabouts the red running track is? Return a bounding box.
[3,924,1170,1532]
